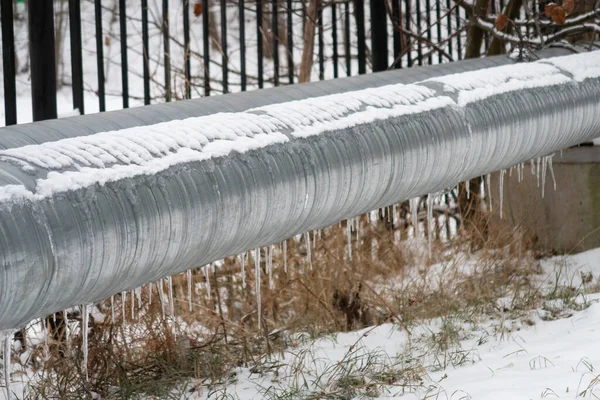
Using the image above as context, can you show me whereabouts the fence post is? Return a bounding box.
[28,0,57,121]
[354,0,366,74]
[370,0,388,71]
[69,0,85,114]
[1,0,17,125]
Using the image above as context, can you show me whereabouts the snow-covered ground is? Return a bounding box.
[184,248,600,399]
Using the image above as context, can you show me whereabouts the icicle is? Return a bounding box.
[517,163,521,183]
[541,156,547,198]
[64,311,70,342]
[110,296,115,323]
[536,157,541,187]
[509,166,513,177]
[121,291,127,324]
[304,232,313,270]
[318,229,322,240]
[268,245,274,288]
[3,331,13,400]
[131,290,135,320]
[530,159,535,175]
[410,197,419,236]
[204,265,211,300]
[157,281,166,318]
[486,174,492,212]
[355,216,360,243]
[187,269,193,311]
[148,283,152,305]
[255,248,262,330]
[81,304,90,381]
[283,241,287,274]
[393,204,398,226]
[426,194,434,258]
[136,287,142,308]
[466,181,470,200]
[167,276,175,316]
[548,154,557,191]
[499,169,506,219]
[346,219,352,260]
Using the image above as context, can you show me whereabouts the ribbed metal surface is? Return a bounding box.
[1,49,599,331]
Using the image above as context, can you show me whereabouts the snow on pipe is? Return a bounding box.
[1,49,600,331]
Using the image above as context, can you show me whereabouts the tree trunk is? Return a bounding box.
[299,0,319,83]
[464,0,489,58]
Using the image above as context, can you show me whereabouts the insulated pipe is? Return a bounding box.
[1,50,600,331]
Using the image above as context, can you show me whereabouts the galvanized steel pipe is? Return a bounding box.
[1,49,600,331]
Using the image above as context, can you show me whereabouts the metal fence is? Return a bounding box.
[1,0,479,126]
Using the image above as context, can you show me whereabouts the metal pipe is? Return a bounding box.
[0,50,599,331]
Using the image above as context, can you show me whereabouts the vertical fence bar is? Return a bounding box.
[405,0,412,66]
[318,3,324,80]
[240,0,247,91]
[355,0,366,74]
[163,0,171,101]
[425,0,432,65]
[272,0,279,86]
[331,2,339,78]
[1,0,17,125]
[142,0,151,104]
[95,0,106,112]
[220,0,228,93]
[370,0,388,71]
[446,0,453,59]
[455,5,462,60]
[416,0,422,65]
[183,0,191,99]
[392,0,402,69]
[286,0,294,83]
[344,1,351,76]
[202,0,210,96]
[69,0,84,115]
[257,0,264,88]
[28,0,57,121]
[436,0,442,63]
[119,0,129,108]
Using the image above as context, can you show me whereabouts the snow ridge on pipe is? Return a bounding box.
[1,50,600,331]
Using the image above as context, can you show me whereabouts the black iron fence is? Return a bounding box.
[1,0,479,126]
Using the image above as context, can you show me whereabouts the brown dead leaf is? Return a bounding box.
[562,0,575,14]
[193,2,203,17]
[551,6,566,24]
[104,36,110,46]
[495,13,510,30]
[545,2,558,17]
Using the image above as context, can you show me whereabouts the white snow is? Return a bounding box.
[1,50,599,204]
[174,248,600,399]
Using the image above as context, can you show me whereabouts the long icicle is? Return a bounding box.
[499,169,506,219]
[255,248,262,330]
[305,232,313,270]
[121,291,127,324]
[3,331,12,400]
[110,296,115,323]
[548,154,557,191]
[81,304,90,381]
[241,252,247,289]
[268,245,274,289]
[283,241,287,274]
[486,174,492,212]
[427,194,434,258]
[187,269,193,311]
[346,219,352,261]
[167,276,175,316]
